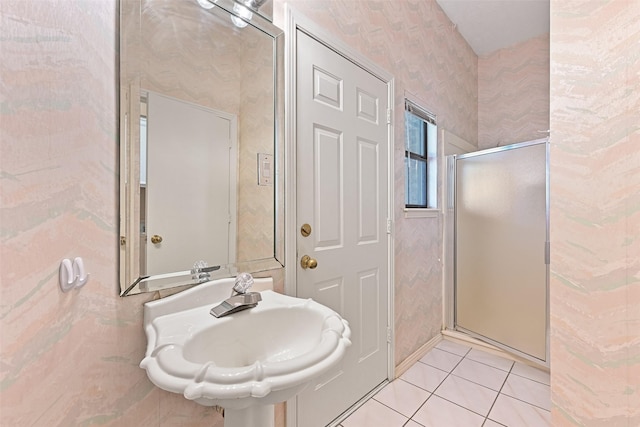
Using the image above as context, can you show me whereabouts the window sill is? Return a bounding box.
[404,208,440,219]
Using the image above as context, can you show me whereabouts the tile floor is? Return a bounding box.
[340,340,550,427]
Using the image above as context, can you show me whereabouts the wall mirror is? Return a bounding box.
[119,0,284,296]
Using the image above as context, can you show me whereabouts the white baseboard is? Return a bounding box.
[394,334,442,378]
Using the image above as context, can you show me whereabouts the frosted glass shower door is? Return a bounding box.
[455,141,548,361]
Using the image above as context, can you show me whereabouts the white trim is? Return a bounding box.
[291,10,394,83]
[394,333,442,378]
[403,208,440,219]
[387,78,396,381]
[442,130,474,331]
[283,3,298,299]
[404,90,436,118]
[442,128,477,156]
[326,380,390,427]
[283,5,395,426]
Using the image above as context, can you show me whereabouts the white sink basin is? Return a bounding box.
[140,276,351,425]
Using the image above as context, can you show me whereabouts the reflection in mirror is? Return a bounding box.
[119,0,284,296]
[140,91,238,276]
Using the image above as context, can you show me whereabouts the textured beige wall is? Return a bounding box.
[137,0,241,114]
[478,33,550,149]
[236,31,276,262]
[7,0,638,426]
[1,0,227,425]
[275,0,478,367]
[550,0,640,425]
[1,0,476,424]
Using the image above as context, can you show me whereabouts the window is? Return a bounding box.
[404,99,437,209]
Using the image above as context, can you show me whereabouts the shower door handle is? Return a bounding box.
[545,241,550,265]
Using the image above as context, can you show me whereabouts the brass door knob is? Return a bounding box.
[300,255,318,269]
[150,234,163,244]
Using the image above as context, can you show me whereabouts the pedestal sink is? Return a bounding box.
[140,276,351,427]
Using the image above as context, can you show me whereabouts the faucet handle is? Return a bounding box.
[210,291,262,318]
[232,272,254,295]
[191,261,220,284]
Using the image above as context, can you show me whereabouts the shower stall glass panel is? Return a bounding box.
[455,140,548,362]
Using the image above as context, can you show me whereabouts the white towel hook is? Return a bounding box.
[73,257,90,288]
[59,257,90,292]
[59,258,76,292]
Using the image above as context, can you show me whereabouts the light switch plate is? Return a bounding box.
[258,153,273,186]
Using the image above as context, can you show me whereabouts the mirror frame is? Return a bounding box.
[118,0,285,296]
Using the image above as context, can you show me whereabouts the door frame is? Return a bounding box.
[442,130,476,330]
[283,5,395,426]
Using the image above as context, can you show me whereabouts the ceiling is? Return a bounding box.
[435,0,550,56]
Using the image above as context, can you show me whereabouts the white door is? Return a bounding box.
[296,31,390,427]
[146,92,236,275]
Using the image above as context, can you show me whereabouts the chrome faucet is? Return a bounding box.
[210,273,262,318]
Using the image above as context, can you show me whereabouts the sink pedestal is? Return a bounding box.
[225,405,274,427]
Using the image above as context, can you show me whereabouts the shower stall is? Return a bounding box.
[445,138,549,365]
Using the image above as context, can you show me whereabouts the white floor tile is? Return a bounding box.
[400,361,448,392]
[488,394,551,427]
[436,339,472,356]
[465,348,514,372]
[511,362,550,385]
[341,398,408,427]
[452,358,509,391]
[434,374,499,416]
[419,347,463,372]
[412,395,485,427]
[501,373,551,410]
[373,379,430,418]
[342,343,551,427]
[483,420,506,427]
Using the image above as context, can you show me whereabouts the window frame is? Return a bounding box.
[404,98,438,212]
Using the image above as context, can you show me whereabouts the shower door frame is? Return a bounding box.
[446,138,550,366]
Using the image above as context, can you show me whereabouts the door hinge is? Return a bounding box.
[386,219,392,234]
[386,327,392,343]
[386,108,392,125]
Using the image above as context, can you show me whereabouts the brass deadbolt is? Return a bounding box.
[300,223,312,237]
[150,234,163,244]
[300,255,318,269]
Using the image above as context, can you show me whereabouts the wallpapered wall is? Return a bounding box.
[1,1,475,424]
[236,28,277,263]
[549,0,639,425]
[4,0,636,426]
[1,0,226,425]
[478,33,550,149]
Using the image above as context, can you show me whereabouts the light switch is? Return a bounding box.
[258,153,273,186]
